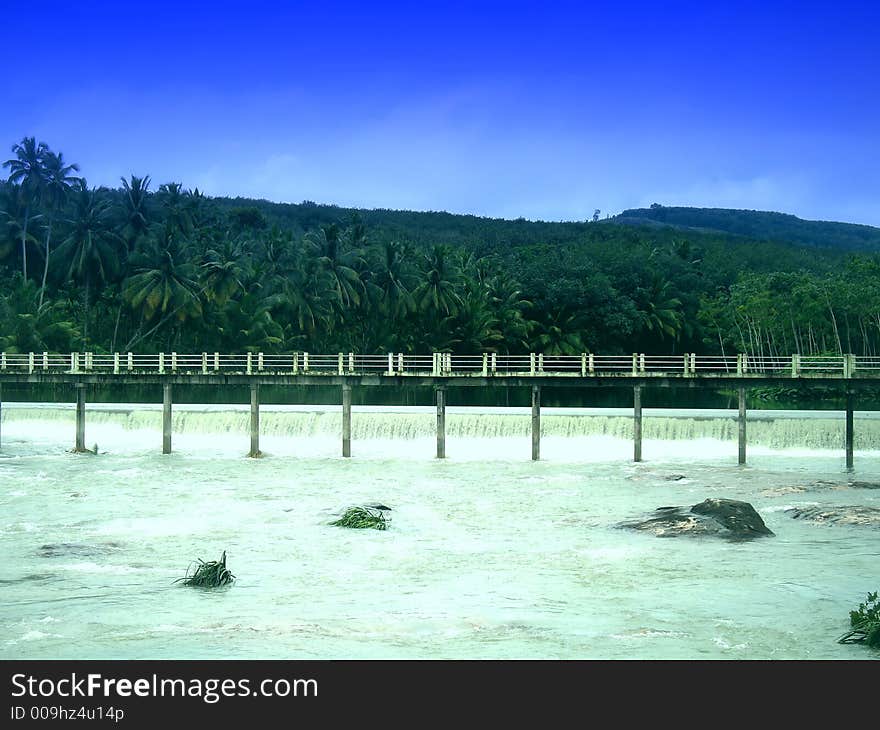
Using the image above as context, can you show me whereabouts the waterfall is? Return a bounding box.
[2,403,877,450]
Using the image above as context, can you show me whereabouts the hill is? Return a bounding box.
[612,205,880,252]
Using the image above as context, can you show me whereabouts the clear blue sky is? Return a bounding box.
[4,0,879,224]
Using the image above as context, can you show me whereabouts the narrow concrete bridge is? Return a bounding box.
[1,352,876,466]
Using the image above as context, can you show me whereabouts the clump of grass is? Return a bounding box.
[176,550,235,587]
[330,506,388,530]
[838,591,880,647]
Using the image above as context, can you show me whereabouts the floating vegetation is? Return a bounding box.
[330,506,389,530]
[838,591,880,647]
[176,551,235,587]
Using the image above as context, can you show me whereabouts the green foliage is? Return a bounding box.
[176,550,235,588]
[617,205,880,252]
[330,506,389,530]
[838,591,880,648]
[3,136,880,360]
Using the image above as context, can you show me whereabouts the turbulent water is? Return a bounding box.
[1,403,878,659]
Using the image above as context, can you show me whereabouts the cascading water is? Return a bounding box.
[1,403,878,659]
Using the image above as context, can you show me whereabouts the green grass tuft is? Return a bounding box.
[176,550,236,587]
[838,591,880,647]
[330,506,389,530]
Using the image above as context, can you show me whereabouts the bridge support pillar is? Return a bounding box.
[531,385,540,461]
[436,386,446,459]
[74,384,87,453]
[738,386,747,465]
[249,383,261,458]
[0,383,3,450]
[342,383,352,458]
[845,393,854,470]
[633,385,642,462]
[162,383,172,454]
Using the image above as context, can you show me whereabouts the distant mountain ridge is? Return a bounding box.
[611,205,880,252]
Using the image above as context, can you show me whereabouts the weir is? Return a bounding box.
[0,350,876,464]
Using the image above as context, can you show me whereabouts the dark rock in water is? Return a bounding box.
[664,474,687,481]
[618,498,774,540]
[38,542,124,558]
[691,499,774,536]
[785,505,880,528]
[365,503,392,511]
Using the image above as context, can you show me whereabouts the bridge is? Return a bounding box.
[1,351,876,467]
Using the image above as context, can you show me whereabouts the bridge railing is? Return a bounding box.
[0,352,874,377]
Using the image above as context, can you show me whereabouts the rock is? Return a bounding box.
[785,505,880,528]
[618,498,774,540]
[664,474,687,481]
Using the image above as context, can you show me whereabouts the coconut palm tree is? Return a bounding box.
[305,223,365,309]
[200,240,245,305]
[120,174,152,252]
[38,150,81,308]
[56,180,119,347]
[0,279,79,352]
[3,136,49,280]
[414,244,463,318]
[636,276,684,342]
[157,182,193,236]
[122,227,202,348]
[368,240,415,319]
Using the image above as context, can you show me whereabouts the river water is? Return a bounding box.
[1,403,877,659]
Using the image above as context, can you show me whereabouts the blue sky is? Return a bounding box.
[4,0,879,224]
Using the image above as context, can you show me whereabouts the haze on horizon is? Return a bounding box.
[4,0,879,226]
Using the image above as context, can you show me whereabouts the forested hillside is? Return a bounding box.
[3,136,880,358]
[614,205,880,252]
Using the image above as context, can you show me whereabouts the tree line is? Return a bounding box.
[2,135,880,357]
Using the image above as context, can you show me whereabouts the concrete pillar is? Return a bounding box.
[342,383,352,458]
[75,384,86,452]
[162,383,172,454]
[436,387,446,459]
[249,383,261,458]
[531,385,540,461]
[738,386,747,465]
[633,385,642,462]
[846,393,854,470]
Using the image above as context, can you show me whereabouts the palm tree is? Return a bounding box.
[305,223,366,309]
[3,137,49,280]
[0,279,79,353]
[636,277,683,342]
[200,240,245,305]
[157,182,193,236]
[56,180,119,347]
[368,240,414,319]
[414,244,463,318]
[120,174,152,251]
[532,312,587,354]
[0,182,38,269]
[122,227,202,348]
[38,150,81,308]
